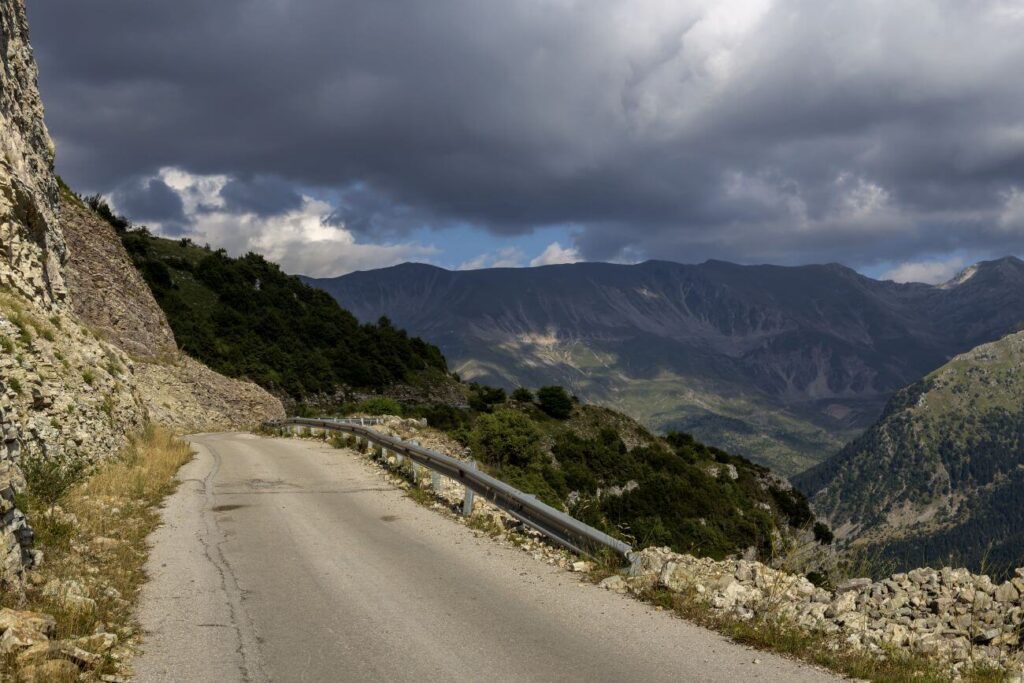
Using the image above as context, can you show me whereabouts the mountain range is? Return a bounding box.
[305,257,1024,475]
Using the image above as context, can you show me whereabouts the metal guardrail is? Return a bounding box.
[266,417,633,560]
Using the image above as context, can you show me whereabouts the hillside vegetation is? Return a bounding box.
[86,199,447,399]
[795,329,1024,575]
[371,385,824,561]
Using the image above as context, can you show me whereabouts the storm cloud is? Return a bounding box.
[26,0,1024,278]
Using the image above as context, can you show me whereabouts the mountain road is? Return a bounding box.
[133,432,841,682]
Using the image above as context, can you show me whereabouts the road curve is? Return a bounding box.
[134,433,841,683]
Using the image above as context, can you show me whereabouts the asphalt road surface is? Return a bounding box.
[134,432,841,682]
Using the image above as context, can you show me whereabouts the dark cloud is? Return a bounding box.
[112,177,186,225]
[220,175,303,216]
[26,0,1024,269]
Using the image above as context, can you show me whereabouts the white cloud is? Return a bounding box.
[530,242,582,267]
[458,246,525,270]
[997,187,1024,233]
[137,168,438,277]
[881,257,966,285]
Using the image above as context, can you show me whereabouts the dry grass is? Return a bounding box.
[1,426,193,680]
[0,288,58,346]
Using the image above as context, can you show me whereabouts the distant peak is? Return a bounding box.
[939,256,1024,289]
[938,265,979,289]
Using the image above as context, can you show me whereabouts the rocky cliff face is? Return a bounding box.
[0,0,64,305]
[2,0,92,589]
[306,257,1024,475]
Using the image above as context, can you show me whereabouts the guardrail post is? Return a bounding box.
[462,462,476,517]
[409,441,420,484]
[432,470,442,494]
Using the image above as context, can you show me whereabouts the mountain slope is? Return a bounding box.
[376,385,822,561]
[106,224,448,401]
[794,329,1024,572]
[305,258,1024,474]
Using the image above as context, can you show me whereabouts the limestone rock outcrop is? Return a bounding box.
[0,0,65,305]
[1,295,147,588]
[1,0,144,590]
[0,0,286,589]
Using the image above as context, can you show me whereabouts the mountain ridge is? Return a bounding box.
[304,256,1024,474]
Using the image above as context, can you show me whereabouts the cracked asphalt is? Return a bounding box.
[133,433,841,682]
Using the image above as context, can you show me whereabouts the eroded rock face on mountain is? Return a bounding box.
[1,299,147,588]
[1,0,95,589]
[134,355,284,433]
[60,194,177,361]
[0,0,284,589]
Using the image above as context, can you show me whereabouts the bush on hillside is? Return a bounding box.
[537,385,573,419]
[468,410,542,468]
[356,397,403,416]
[511,387,534,402]
[467,384,507,413]
[408,403,472,432]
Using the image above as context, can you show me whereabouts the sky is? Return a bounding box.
[26,0,1024,283]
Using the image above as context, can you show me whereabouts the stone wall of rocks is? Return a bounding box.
[611,547,1024,675]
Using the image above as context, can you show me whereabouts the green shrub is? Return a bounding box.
[537,385,573,419]
[813,522,835,545]
[468,410,542,468]
[356,397,403,415]
[407,403,471,431]
[511,387,534,402]
[21,452,88,510]
[468,384,507,413]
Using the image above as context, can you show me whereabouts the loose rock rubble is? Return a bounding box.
[0,607,119,680]
[619,547,1024,675]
